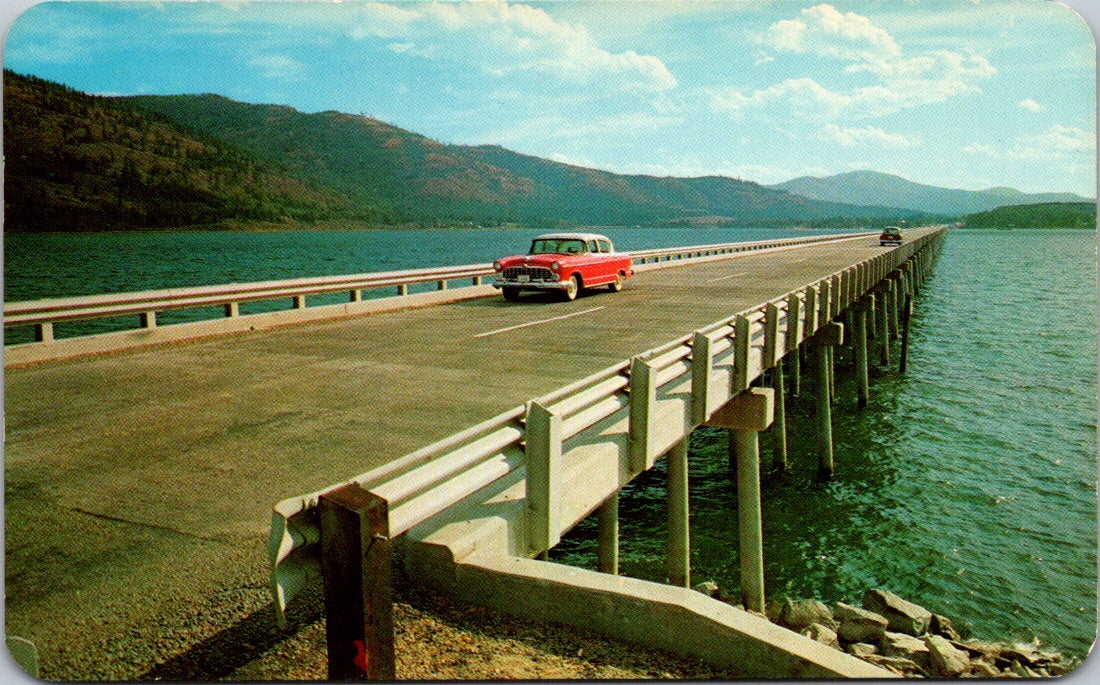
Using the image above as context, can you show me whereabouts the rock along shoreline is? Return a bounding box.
[692,582,1081,678]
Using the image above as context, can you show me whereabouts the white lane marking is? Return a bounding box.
[475,306,606,338]
[707,271,747,283]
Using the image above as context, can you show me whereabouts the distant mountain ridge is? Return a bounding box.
[8,70,1085,233]
[123,92,906,228]
[769,170,1092,216]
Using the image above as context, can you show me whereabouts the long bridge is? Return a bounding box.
[4,226,945,679]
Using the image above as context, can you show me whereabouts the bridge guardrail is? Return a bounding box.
[268,227,947,626]
[2,231,876,365]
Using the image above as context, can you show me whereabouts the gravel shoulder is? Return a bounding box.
[6,534,731,680]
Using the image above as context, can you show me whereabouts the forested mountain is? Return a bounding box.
[3,71,348,231]
[962,202,1096,228]
[5,70,918,231]
[770,170,1090,216]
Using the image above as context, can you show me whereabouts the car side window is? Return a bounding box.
[597,240,611,253]
[588,240,598,252]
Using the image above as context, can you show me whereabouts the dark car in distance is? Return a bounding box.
[879,226,903,246]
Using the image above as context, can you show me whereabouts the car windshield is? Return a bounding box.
[530,239,586,255]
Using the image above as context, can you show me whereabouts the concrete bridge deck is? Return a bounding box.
[4,227,937,678]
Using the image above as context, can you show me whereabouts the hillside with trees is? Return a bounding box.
[6,70,921,231]
[3,71,350,232]
[961,202,1096,229]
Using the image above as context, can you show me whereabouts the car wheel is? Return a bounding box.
[608,272,625,292]
[563,275,580,301]
[502,287,520,301]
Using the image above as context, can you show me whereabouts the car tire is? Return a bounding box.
[608,272,625,292]
[563,275,580,301]
[502,287,520,301]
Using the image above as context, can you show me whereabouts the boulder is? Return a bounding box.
[846,642,878,657]
[862,654,925,677]
[930,613,961,640]
[880,631,930,671]
[862,589,932,636]
[926,634,971,677]
[692,580,733,603]
[779,599,837,632]
[969,659,1001,677]
[834,602,888,644]
[802,622,840,650]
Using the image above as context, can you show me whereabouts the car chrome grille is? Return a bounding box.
[502,266,555,281]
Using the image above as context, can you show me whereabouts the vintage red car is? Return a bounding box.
[492,232,633,301]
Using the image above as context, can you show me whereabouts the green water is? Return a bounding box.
[4,227,1096,656]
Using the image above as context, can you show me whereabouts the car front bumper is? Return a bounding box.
[492,278,570,290]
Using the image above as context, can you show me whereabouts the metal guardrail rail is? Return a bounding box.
[3,232,868,343]
[268,227,947,625]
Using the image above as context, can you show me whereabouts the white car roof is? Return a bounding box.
[533,232,611,242]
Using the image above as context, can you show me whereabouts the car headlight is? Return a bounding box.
[551,261,560,272]
[493,261,503,272]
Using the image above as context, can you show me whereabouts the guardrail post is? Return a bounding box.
[350,289,362,303]
[140,311,157,329]
[732,315,750,394]
[763,303,780,371]
[437,280,448,291]
[397,284,409,296]
[525,401,562,559]
[786,293,802,396]
[293,295,306,310]
[690,331,712,425]
[319,483,394,681]
[35,323,53,343]
[224,302,239,318]
[629,357,658,473]
[667,438,690,588]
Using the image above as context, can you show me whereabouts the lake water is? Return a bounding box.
[4,227,1097,657]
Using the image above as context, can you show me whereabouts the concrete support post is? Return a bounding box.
[854,305,870,408]
[350,289,362,303]
[597,493,619,575]
[811,323,842,481]
[734,428,765,613]
[437,279,448,291]
[293,295,306,310]
[140,311,156,329]
[667,439,690,588]
[888,278,900,340]
[771,361,788,472]
[319,483,394,681]
[899,294,915,374]
[875,289,890,366]
[789,346,801,397]
[525,401,562,558]
[704,388,774,613]
[814,343,834,481]
[397,284,409,296]
[224,301,239,318]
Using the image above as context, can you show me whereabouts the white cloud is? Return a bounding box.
[248,54,304,79]
[1018,99,1044,112]
[350,0,677,92]
[820,124,919,148]
[717,4,995,121]
[964,125,1095,159]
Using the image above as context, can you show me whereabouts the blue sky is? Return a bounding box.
[3,0,1096,196]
